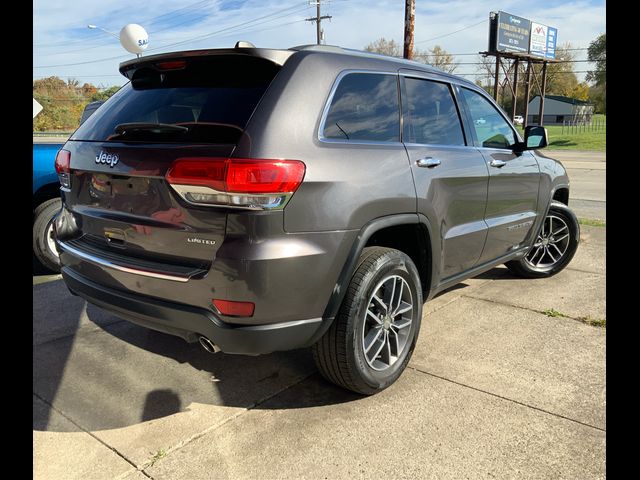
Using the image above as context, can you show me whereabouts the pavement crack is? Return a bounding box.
[33,393,152,479]
[407,366,605,432]
[139,370,316,473]
[566,267,605,275]
[461,295,605,327]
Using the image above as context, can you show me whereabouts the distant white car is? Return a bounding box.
[513,115,524,125]
[475,118,486,125]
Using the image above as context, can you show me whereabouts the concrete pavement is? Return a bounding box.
[33,225,606,479]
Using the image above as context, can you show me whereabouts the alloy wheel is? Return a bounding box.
[524,214,570,269]
[362,275,414,371]
[46,221,59,260]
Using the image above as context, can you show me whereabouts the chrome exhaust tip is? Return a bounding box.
[198,336,220,354]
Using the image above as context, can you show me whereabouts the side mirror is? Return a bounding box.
[523,125,548,150]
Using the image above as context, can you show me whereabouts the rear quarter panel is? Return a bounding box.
[237,52,416,232]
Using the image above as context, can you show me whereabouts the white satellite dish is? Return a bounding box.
[119,24,149,55]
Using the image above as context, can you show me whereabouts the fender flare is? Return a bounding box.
[320,213,436,323]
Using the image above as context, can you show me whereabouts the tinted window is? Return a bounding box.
[461,88,517,149]
[71,56,280,144]
[323,73,400,142]
[402,77,464,145]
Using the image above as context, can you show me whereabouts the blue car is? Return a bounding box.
[33,101,104,271]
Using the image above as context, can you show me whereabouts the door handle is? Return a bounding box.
[489,159,507,168]
[416,157,441,168]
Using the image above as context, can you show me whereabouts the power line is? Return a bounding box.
[34,74,124,78]
[34,3,310,69]
[306,1,332,45]
[37,0,216,56]
[414,19,487,44]
[151,3,310,51]
[412,59,596,66]
[34,0,212,48]
[38,5,307,58]
[455,70,603,76]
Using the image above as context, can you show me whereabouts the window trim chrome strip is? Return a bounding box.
[57,240,191,283]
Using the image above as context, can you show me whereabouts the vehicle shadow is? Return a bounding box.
[33,255,56,276]
[549,139,577,148]
[33,280,360,433]
[33,266,517,433]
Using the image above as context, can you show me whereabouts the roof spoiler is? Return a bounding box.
[119,47,294,79]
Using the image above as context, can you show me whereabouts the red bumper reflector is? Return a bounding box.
[213,299,255,317]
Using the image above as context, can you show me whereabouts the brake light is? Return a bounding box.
[55,149,71,188]
[166,157,305,209]
[213,299,255,317]
[155,60,187,71]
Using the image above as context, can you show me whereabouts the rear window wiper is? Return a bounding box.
[114,123,189,135]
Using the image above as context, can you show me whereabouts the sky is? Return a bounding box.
[33,0,606,88]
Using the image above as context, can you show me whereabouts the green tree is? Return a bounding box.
[570,82,590,101]
[33,76,120,131]
[543,43,578,96]
[589,84,606,113]
[90,85,121,102]
[586,33,605,86]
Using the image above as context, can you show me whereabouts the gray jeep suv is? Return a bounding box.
[55,44,579,394]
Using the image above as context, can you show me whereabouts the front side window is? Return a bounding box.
[461,88,517,149]
[323,73,400,142]
[402,77,465,146]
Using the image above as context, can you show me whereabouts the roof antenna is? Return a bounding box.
[235,41,256,48]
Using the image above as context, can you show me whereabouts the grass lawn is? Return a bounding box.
[517,114,606,151]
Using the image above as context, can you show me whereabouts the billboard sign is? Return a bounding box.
[496,11,531,53]
[530,22,558,59]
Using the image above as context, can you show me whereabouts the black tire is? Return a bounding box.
[506,201,580,278]
[33,198,62,273]
[312,247,423,395]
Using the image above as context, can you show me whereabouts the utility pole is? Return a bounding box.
[306,1,332,45]
[403,0,415,59]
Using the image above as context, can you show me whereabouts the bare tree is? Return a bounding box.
[364,38,402,57]
[416,45,459,73]
[475,55,495,92]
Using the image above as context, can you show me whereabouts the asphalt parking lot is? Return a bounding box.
[33,150,606,479]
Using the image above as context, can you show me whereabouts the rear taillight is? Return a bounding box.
[54,149,71,189]
[166,157,306,210]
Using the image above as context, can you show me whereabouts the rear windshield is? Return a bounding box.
[71,55,280,144]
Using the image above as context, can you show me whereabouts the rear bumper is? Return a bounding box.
[62,267,326,355]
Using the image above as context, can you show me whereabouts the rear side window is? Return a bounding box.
[322,73,400,142]
[71,55,281,144]
[401,77,465,146]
